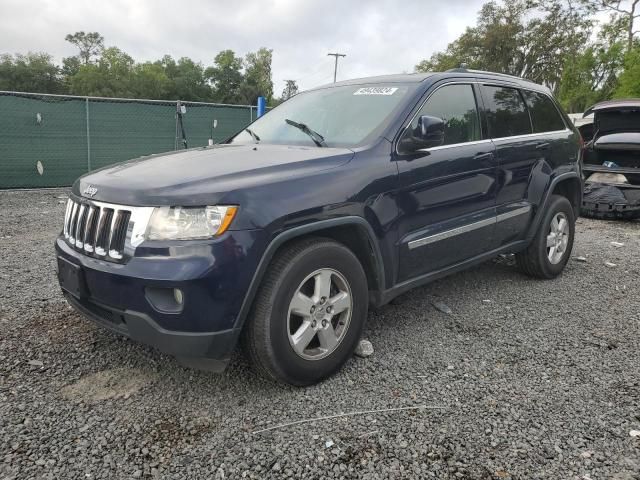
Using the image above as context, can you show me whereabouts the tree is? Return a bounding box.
[156,55,211,101]
[415,0,592,92]
[205,50,244,103]
[580,1,639,52]
[614,45,640,96]
[240,48,274,104]
[557,16,627,111]
[65,31,104,65]
[129,62,172,99]
[281,80,299,100]
[0,52,64,93]
[68,47,134,97]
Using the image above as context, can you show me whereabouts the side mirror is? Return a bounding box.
[415,115,445,147]
[400,115,445,153]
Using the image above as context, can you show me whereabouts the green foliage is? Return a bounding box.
[205,50,244,103]
[158,56,211,101]
[0,52,64,93]
[614,46,640,97]
[240,48,274,104]
[2,31,275,106]
[68,47,135,97]
[129,62,172,99]
[416,0,639,112]
[416,0,591,92]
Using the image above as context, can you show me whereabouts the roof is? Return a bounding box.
[584,99,640,117]
[315,69,547,92]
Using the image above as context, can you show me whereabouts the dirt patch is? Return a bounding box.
[60,367,157,402]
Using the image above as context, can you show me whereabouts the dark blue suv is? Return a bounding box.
[56,70,582,385]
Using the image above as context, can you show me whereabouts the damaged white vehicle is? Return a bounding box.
[580,99,640,219]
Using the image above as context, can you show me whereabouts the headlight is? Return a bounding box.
[146,206,238,241]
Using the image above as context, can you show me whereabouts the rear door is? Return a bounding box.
[395,82,497,282]
[479,84,538,246]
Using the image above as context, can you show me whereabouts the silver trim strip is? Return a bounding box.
[408,217,495,250]
[490,129,570,142]
[407,205,532,250]
[417,139,492,152]
[496,206,532,222]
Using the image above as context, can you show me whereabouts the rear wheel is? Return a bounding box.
[243,238,368,386]
[516,195,575,279]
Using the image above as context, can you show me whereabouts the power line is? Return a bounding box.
[327,52,346,83]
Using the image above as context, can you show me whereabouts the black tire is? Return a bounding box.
[516,195,575,279]
[242,237,368,386]
[581,205,640,221]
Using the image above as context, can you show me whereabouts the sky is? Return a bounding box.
[0,0,487,94]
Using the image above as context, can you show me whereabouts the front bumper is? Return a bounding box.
[63,292,238,369]
[55,229,265,364]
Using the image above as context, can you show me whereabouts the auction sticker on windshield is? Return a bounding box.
[353,87,398,95]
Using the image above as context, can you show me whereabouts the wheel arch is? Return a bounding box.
[526,172,582,241]
[234,217,385,331]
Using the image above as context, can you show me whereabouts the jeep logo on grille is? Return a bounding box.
[83,185,98,197]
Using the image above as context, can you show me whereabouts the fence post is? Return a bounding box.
[85,98,91,172]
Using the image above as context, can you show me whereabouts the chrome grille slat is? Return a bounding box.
[106,209,120,259]
[95,208,114,256]
[83,206,98,253]
[61,197,152,263]
[68,202,80,244]
[75,204,87,248]
[63,200,73,238]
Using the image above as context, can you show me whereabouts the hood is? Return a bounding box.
[73,144,354,206]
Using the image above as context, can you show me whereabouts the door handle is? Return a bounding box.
[536,142,551,151]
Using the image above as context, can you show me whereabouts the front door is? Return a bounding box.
[395,82,498,283]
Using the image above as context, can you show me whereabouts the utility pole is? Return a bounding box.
[327,52,346,83]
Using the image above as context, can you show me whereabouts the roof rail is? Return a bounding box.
[444,67,530,82]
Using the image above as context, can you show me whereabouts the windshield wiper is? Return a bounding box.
[284,119,327,147]
[245,127,260,143]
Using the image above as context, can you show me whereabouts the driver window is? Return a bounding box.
[404,84,481,148]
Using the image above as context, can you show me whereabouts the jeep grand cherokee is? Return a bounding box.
[56,69,582,385]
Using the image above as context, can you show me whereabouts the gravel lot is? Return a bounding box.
[1,188,639,480]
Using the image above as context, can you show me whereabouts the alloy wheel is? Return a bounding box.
[287,268,353,360]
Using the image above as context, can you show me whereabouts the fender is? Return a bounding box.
[233,216,386,330]
[525,170,582,241]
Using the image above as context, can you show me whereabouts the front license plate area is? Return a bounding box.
[57,257,87,298]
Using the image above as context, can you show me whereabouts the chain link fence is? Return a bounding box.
[0,91,257,188]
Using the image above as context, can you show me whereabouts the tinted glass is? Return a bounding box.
[482,86,532,138]
[522,90,565,133]
[402,84,481,149]
[230,84,414,148]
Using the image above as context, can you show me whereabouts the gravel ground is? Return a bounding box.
[1,188,639,480]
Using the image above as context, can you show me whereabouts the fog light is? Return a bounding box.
[173,288,184,305]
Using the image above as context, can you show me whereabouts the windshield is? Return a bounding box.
[230,83,415,148]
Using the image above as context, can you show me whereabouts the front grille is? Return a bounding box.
[63,197,149,262]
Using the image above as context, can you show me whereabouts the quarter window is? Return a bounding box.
[482,86,532,138]
[402,84,481,150]
[522,90,566,133]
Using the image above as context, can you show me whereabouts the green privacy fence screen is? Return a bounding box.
[0,91,257,188]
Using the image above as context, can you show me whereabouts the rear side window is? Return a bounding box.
[481,86,531,138]
[407,84,481,147]
[522,90,566,133]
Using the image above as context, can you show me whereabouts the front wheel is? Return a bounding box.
[243,238,368,386]
[516,195,575,279]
